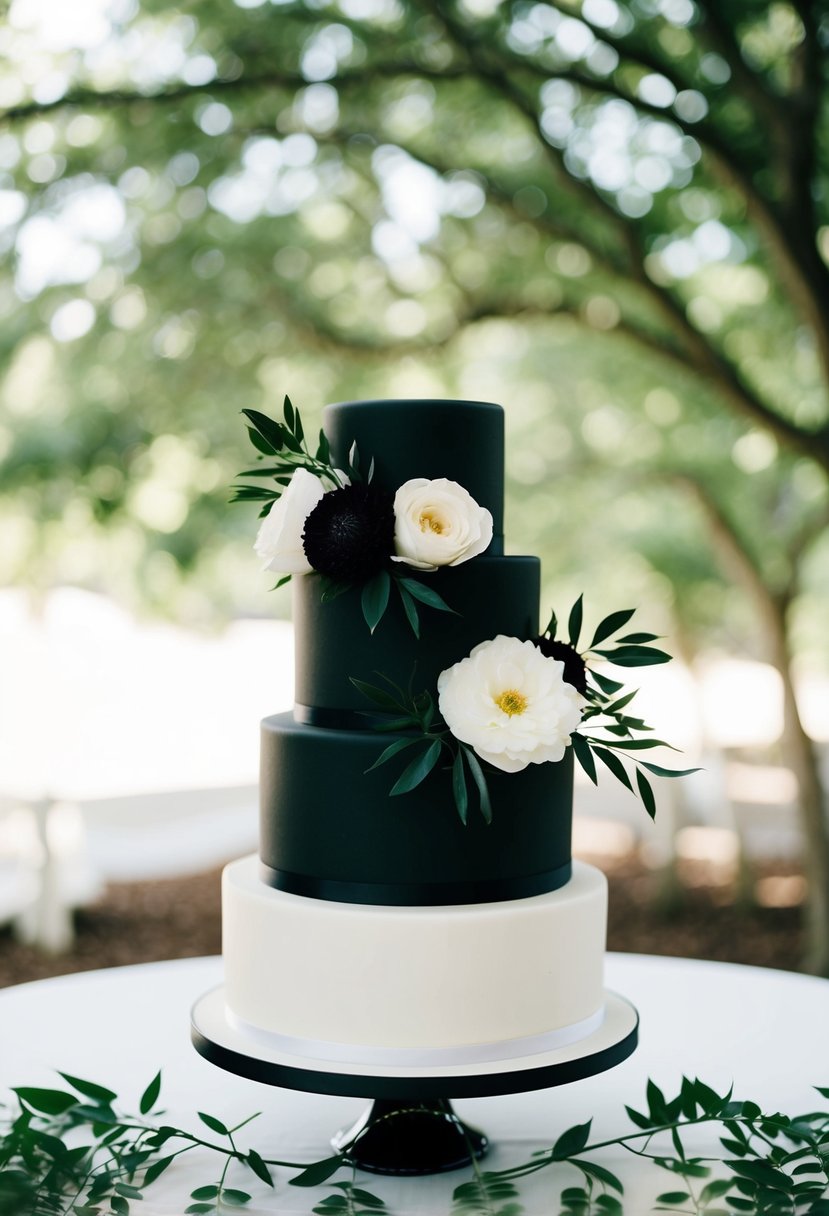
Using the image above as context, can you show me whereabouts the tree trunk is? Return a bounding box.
[767,596,829,975]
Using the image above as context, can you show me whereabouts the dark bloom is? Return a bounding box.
[534,636,588,695]
[303,482,395,582]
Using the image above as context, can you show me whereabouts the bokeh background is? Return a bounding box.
[1,0,828,980]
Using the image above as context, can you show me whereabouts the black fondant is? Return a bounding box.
[324,398,505,540]
[259,861,572,906]
[293,556,540,716]
[260,714,573,906]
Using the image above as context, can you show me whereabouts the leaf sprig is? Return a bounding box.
[551,598,699,819]
[350,673,492,825]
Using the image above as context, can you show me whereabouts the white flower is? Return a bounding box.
[437,635,585,774]
[254,467,342,575]
[391,477,493,571]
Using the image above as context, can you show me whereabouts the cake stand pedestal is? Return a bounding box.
[191,985,638,1176]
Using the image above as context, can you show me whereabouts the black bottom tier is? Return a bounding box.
[260,714,574,906]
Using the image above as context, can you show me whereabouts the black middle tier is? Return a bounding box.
[260,715,573,906]
[294,556,540,721]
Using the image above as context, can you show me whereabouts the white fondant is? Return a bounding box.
[222,857,607,1051]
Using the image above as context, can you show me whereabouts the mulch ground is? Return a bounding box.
[0,853,807,990]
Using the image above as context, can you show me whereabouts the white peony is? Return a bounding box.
[437,635,585,774]
[254,467,332,575]
[391,477,493,571]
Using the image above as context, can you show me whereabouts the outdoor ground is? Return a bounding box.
[0,853,805,989]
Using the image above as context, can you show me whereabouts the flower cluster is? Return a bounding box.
[360,602,696,824]
[234,397,493,635]
[255,468,492,583]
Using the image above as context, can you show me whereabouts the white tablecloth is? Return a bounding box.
[1,953,827,1214]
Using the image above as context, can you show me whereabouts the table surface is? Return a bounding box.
[1,953,827,1214]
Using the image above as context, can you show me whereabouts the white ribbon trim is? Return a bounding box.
[226,1005,606,1068]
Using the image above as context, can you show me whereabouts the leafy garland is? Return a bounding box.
[231,397,456,637]
[356,600,698,825]
[2,1074,828,1215]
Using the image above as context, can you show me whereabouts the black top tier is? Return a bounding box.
[323,398,505,545]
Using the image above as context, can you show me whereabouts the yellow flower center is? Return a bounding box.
[495,689,528,717]
[419,511,445,534]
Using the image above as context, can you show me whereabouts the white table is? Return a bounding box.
[1,954,827,1214]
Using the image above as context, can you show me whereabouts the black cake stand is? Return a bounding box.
[191,985,638,1176]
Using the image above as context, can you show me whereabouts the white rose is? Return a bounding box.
[253,467,331,575]
[391,477,493,571]
[437,635,585,774]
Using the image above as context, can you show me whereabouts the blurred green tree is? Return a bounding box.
[1,0,828,964]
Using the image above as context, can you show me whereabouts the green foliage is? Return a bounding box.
[545,601,700,817]
[2,1074,829,1213]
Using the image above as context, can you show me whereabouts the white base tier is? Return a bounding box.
[222,856,607,1055]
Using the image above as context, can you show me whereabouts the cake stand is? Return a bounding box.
[191,985,638,1176]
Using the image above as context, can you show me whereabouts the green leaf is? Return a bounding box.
[655,1193,691,1205]
[58,1073,118,1105]
[349,678,405,713]
[316,428,330,464]
[463,747,492,824]
[594,646,672,667]
[114,1184,142,1199]
[617,632,660,644]
[571,733,597,785]
[636,768,657,820]
[246,425,278,456]
[283,395,295,433]
[700,1180,733,1201]
[397,583,420,638]
[361,570,391,634]
[221,1189,252,1205]
[197,1112,228,1136]
[246,1149,274,1187]
[13,1088,79,1115]
[111,1198,129,1215]
[242,409,285,454]
[396,577,457,614]
[347,440,361,480]
[365,737,419,772]
[190,1185,220,1200]
[544,609,558,638]
[185,1206,213,1214]
[139,1071,162,1116]
[552,1120,592,1159]
[572,1159,624,1193]
[594,746,633,791]
[452,748,469,826]
[590,670,624,696]
[143,1156,174,1186]
[390,740,442,795]
[271,574,292,592]
[589,609,635,648]
[568,595,584,648]
[641,762,701,779]
[289,1156,345,1188]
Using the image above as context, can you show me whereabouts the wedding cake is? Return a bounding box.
[220,398,625,1068]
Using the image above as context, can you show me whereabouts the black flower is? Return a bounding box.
[534,636,588,695]
[302,483,395,582]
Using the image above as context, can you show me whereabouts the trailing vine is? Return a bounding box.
[2,1075,828,1215]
